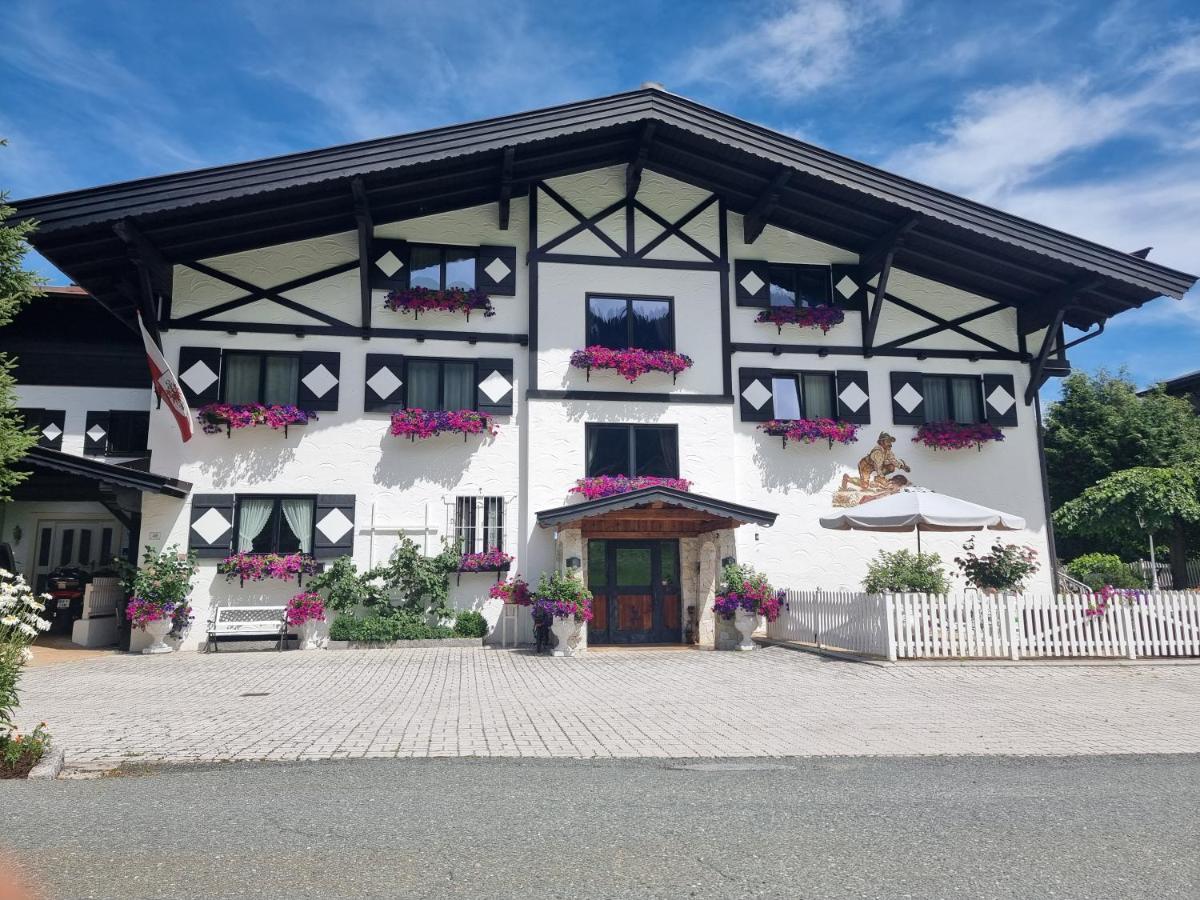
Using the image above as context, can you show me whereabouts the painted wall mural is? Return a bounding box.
[833,432,917,507]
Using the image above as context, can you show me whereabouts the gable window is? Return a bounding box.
[409,244,476,291]
[406,359,476,411]
[235,496,315,555]
[586,295,673,350]
[454,496,505,553]
[768,264,832,308]
[222,351,300,406]
[769,372,836,419]
[922,375,982,424]
[105,411,150,455]
[585,424,679,478]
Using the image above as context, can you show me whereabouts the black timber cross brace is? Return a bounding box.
[634,194,720,263]
[113,218,171,345]
[532,182,629,258]
[352,176,373,335]
[626,122,657,199]
[1022,276,1105,404]
[743,168,791,244]
[498,147,515,230]
[860,215,919,356]
[877,292,1014,357]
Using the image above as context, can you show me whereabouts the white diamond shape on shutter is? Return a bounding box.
[479,369,512,403]
[41,423,62,441]
[838,382,869,413]
[316,508,354,544]
[484,257,512,283]
[375,250,404,277]
[86,424,107,442]
[987,385,1015,415]
[180,360,218,394]
[741,379,772,411]
[366,366,402,399]
[893,382,923,414]
[739,270,765,296]
[301,364,338,398]
[836,275,858,299]
[191,508,231,545]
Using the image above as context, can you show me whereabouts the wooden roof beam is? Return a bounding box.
[743,168,791,244]
[351,177,373,334]
[860,215,919,354]
[626,122,657,199]
[497,147,515,230]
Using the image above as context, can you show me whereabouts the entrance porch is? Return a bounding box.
[535,487,777,649]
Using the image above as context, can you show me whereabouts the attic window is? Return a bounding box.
[409,245,476,291]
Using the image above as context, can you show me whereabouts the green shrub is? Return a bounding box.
[1065,553,1144,591]
[452,610,488,638]
[863,550,951,594]
[328,611,454,642]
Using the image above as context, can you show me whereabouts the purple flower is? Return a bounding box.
[570,475,692,500]
[914,422,1004,450]
[389,409,497,440]
[460,548,513,571]
[759,418,859,446]
[754,305,845,334]
[218,552,320,583]
[196,403,317,435]
[383,287,495,320]
[569,346,694,382]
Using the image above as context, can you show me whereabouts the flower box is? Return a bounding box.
[389,409,497,441]
[458,548,513,582]
[759,418,860,448]
[218,552,321,586]
[197,403,317,437]
[490,576,532,606]
[914,421,1004,450]
[383,287,495,321]
[570,475,692,500]
[755,305,845,334]
[568,346,694,383]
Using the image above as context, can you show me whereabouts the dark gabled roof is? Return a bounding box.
[21,446,191,498]
[13,87,1196,331]
[536,486,777,529]
[1141,369,1200,397]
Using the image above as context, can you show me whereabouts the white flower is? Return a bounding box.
[18,622,36,637]
[28,599,45,612]
[35,616,50,631]
[20,647,32,664]
[1,615,18,626]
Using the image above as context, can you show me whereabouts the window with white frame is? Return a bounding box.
[454,496,505,553]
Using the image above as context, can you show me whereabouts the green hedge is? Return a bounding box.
[329,612,454,642]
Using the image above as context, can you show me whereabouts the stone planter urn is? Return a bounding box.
[550,615,583,657]
[296,620,321,650]
[732,608,759,651]
[141,618,173,655]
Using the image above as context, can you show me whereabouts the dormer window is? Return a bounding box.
[586,295,674,350]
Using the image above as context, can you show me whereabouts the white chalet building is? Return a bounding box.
[10,88,1196,651]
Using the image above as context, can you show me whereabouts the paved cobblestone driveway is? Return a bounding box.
[15,647,1200,765]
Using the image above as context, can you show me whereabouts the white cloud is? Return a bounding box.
[675,0,905,100]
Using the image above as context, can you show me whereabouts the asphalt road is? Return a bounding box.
[1,754,1197,899]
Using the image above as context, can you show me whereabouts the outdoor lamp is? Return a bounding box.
[721,556,735,567]
[565,556,582,569]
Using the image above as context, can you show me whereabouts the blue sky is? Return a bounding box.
[2,0,1198,395]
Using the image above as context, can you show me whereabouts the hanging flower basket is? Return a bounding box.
[570,475,692,500]
[568,346,694,383]
[383,287,495,321]
[490,576,532,606]
[197,403,317,437]
[218,552,321,586]
[914,421,1004,451]
[755,305,845,334]
[759,418,860,448]
[459,548,513,578]
[389,409,497,441]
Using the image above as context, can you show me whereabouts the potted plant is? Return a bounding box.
[122,546,197,654]
[914,421,1004,450]
[383,286,495,320]
[218,551,321,586]
[759,418,859,448]
[489,576,531,605]
[712,563,783,651]
[568,346,694,383]
[954,538,1040,594]
[389,409,497,441]
[286,591,326,650]
[530,571,593,657]
[755,305,845,334]
[570,475,692,500]
[195,402,317,437]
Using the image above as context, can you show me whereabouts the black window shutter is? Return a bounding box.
[982,373,1019,427]
[17,409,64,450]
[367,239,410,292]
[364,353,406,411]
[734,260,771,307]
[188,494,235,558]
[314,495,356,559]
[476,245,517,296]
[830,264,866,311]
[83,411,110,456]
[475,358,515,415]
[835,371,871,424]
[890,372,925,425]
[738,368,775,422]
[297,351,340,411]
[177,347,222,405]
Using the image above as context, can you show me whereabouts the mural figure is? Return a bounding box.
[833,432,915,507]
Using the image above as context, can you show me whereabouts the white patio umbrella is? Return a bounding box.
[819,489,1025,554]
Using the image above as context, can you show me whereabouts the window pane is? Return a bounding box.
[263,356,298,406]
[79,530,92,567]
[455,497,477,554]
[410,246,441,289]
[224,354,261,404]
[659,541,678,588]
[768,266,796,308]
[444,248,475,290]
[59,529,75,566]
[587,540,607,587]
[407,360,441,410]
[951,377,980,424]
[923,376,950,422]
[587,425,629,476]
[634,426,678,477]
[615,547,652,585]
[482,496,504,550]
[802,374,835,419]
[772,377,801,420]
[99,528,113,564]
[250,503,281,554]
[442,362,475,411]
[794,267,832,307]
[587,297,628,348]
[106,411,150,453]
[631,300,671,350]
[280,499,314,554]
[38,528,52,566]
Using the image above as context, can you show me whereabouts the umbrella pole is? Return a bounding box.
[916,526,922,557]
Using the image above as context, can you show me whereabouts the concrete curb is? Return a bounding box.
[326,638,485,650]
[27,746,65,780]
[753,638,890,667]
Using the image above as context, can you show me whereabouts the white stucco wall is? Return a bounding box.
[13,384,150,457]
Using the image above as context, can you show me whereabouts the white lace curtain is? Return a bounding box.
[281,499,313,554]
[237,499,274,552]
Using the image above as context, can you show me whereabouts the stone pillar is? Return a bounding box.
[558,527,587,651]
[697,539,718,649]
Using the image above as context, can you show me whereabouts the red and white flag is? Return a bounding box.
[137,311,193,443]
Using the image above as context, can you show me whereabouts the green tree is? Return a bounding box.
[1053,467,1200,588]
[0,142,44,499]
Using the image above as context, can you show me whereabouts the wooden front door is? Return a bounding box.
[587,539,680,644]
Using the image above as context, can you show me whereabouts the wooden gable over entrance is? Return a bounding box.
[536,487,776,538]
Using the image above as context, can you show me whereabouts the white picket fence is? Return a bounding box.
[768,589,1200,661]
